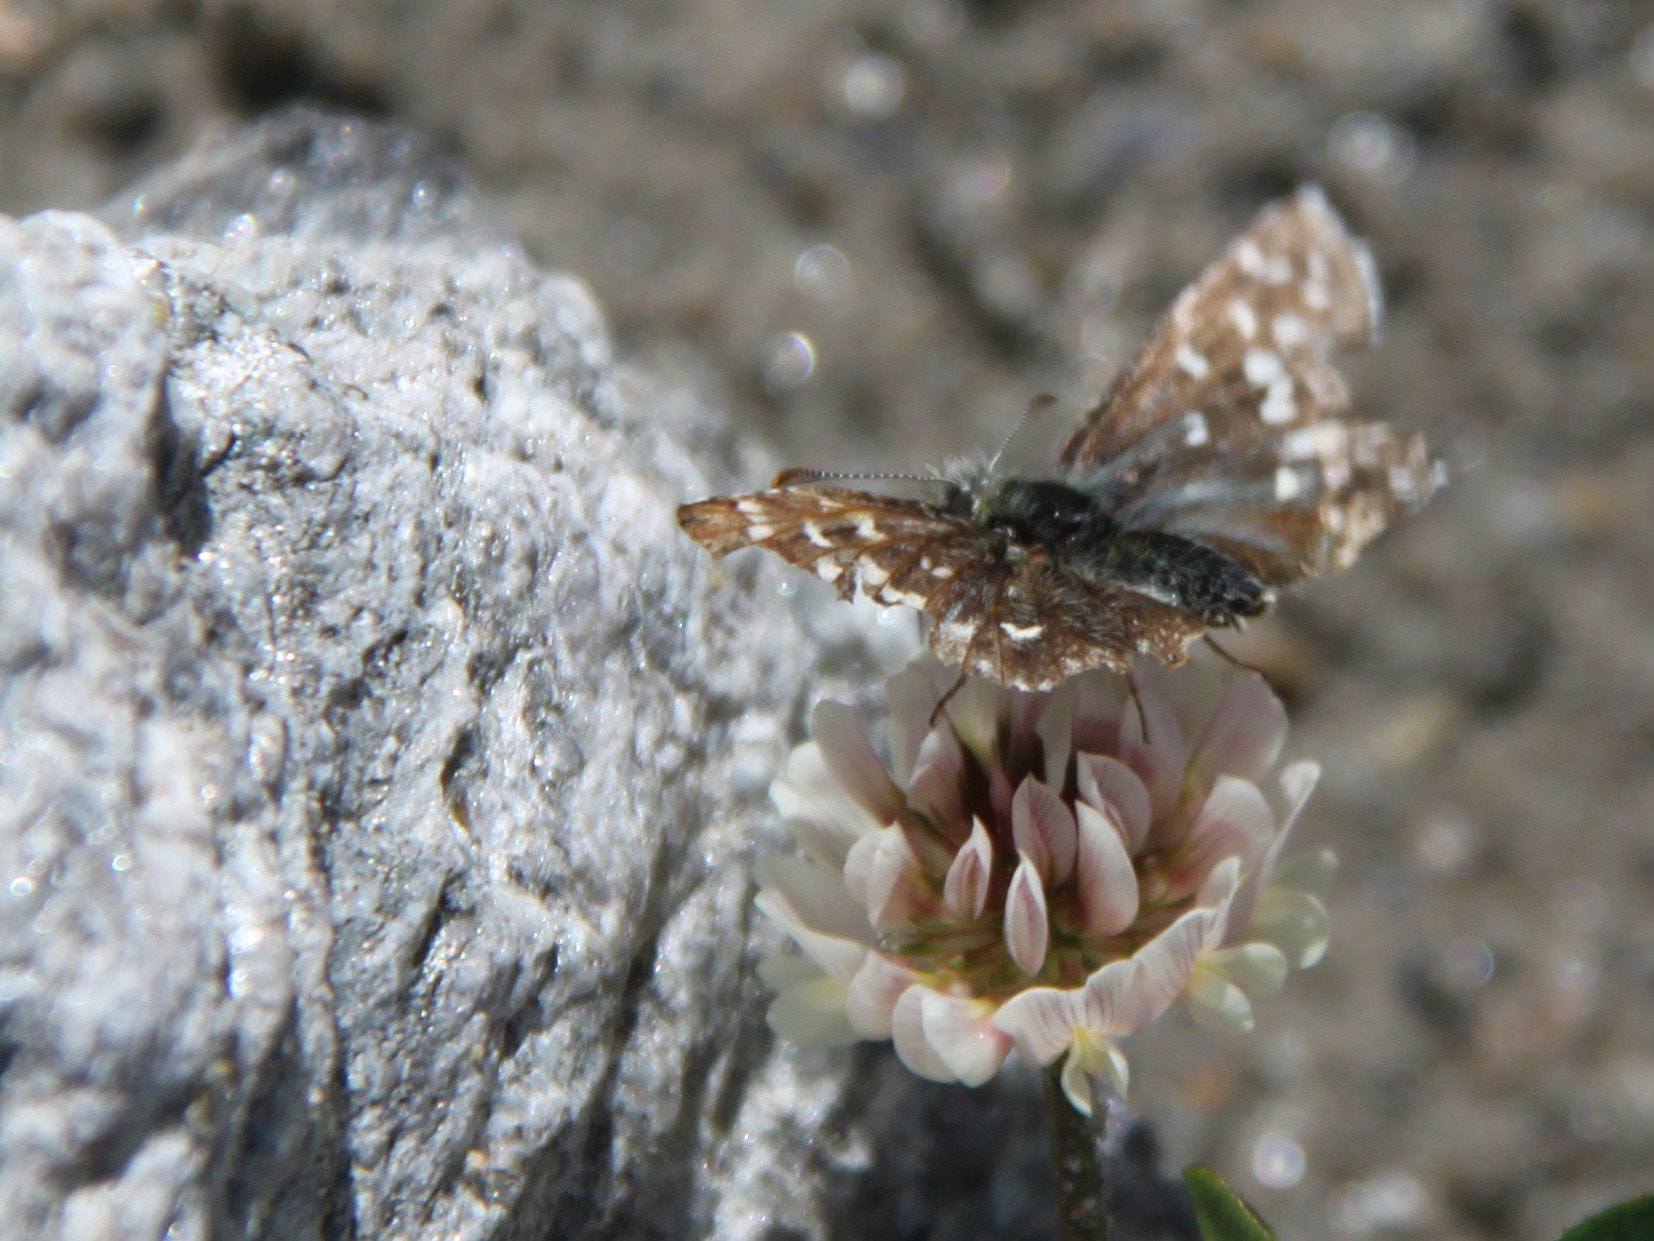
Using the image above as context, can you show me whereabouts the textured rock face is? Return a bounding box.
[0,109,1190,1241]
[0,108,836,1241]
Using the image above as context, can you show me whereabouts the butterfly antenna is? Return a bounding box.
[772,467,956,489]
[986,393,1058,476]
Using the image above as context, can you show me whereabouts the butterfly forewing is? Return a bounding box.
[1061,185,1381,471]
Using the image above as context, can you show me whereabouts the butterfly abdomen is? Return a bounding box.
[1064,527,1269,626]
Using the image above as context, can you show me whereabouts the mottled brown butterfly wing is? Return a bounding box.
[1064,186,1439,587]
[677,486,1204,687]
[679,186,1441,689]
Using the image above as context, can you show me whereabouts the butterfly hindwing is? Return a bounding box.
[1060,185,1381,471]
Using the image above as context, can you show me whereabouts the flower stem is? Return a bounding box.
[1043,1062,1111,1241]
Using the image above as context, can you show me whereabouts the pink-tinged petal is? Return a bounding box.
[1077,957,1144,1034]
[1164,776,1274,899]
[1073,802,1139,936]
[754,889,870,986]
[1131,908,1220,1025]
[1226,760,1319,935]
[1012,777,1078,884]
[943,676,1005,767]
[891,985,957,1082]
[943,819,994,920]
[919,991,1013,1086]
[812,700,906,824]
[753,855,876,944]
[1198,854,1243,909]
[904,728,972,840]
[991,985,1083,1065]
[844,953,919,1038]
[1075,754,1151,852]
[843,826,929,930]
[1003,854,1050,976]
[1187,671,1287,787]
[884,662,945,785]
[1119,666,1187,825]
[771,744,881,868]
[1036,680,1079,788]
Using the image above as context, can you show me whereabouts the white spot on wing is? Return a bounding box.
[1174,344,1210,378]
[817,560,844,583]
[1243,348,1284,385]
[1235,239,1265,275]
[859,561,890,588]
[803,520,833,548]
[1182,411,1210,447]
[1273,465,1306,502]
[853,515,880,542]
[1000,622,1043,642]
[1260,376,1297,425]
[1271,311,1308,348]
[745,522,777,541]
[1228,298,1259,340]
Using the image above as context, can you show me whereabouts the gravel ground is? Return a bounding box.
[4,3,1654,1239]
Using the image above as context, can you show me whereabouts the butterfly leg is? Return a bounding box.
[928,670,969,728]
[1124,669,1151,743]
[1202,633,1266,674]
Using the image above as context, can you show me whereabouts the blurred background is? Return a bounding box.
[3,2,1653,1238]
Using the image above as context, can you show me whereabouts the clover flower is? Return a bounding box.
[755,653,1332,1113]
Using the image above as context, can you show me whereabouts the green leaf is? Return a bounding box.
[1182,1165,1278,1241]
[1558,1195,1654,1241]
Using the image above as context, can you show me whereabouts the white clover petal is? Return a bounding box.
[943,818,993,920]
[812,700,907,824]
[1249,887,1332,969]
[919,991,1013,1086]
[843,825,926,929]
[1004,853,1050,976]
[1208,942,1289,996]
[844,953,919,1038]
[904,727,973,838]
[1036,680,1079,787]
[772,743,882,868]
[1185,965,1256,1034]
[753,855,876,945]
[884,661,946,785]
[1012,776,1078,885]
[891,985,957,1082]
[1273,847,1337,898]
[991,985,1084,1065]
[1228,762,1322,937]
[1119,667,1187,826]
[764,965,859,1046]
[1131,905,1222,1025]
[1188,671,1287,786]
[1172,776,1275,897]
[1075,753,1151,851]
[1061,1035,1131,1114]
[1074,801,1139,936]
[754,890,870,987]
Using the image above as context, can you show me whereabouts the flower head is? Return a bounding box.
[756,654,1331,1113]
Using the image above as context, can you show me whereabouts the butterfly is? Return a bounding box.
[678,186,1442,691]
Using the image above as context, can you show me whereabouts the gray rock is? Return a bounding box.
[0,107,1190,1241]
